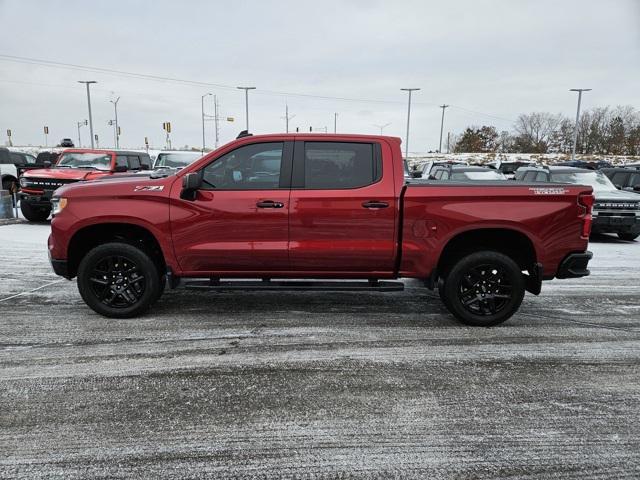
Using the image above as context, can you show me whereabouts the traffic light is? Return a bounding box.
[44,126,49,134]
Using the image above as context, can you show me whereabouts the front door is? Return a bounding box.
[170,141,293,274]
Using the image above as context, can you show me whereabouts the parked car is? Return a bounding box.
[48,133,594,326]
[487,160,536,179]
[19,149,152,221]
[1,148,21,193]
[153,151,203,170]
[601,167,640,193]
[59,138,75,147]
[419,159,468,178]
[556,160,613,170]
[428,165,507,181]
[515,165,640,241]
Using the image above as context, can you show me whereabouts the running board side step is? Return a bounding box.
[183,279,404,292]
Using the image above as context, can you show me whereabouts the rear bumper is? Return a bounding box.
[556,251,593,279]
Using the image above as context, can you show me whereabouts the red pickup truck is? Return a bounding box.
[19,148,152,221]
[48,134,594,326]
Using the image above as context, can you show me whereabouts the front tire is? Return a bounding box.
[442,251,525,327]
[77,242,161,318]
[20,201,51,222]
[618,232,639,241]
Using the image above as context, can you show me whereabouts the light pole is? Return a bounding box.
[237,86,256,131]
[570,88,591,161]
[201,93,212,153]
[77,120,87,147]
[110,96,120,149]
[78,81,97,148]
[401,88,420,159]
[334,112,338,133]
[438,104,449,153]
[373,123,392,135]
[281,104,295,133]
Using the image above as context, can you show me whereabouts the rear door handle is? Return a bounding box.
[362,200,389,209]
[257,200,284,208]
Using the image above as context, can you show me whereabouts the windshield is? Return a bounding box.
[154,152,202,168]
[551,171,617,192]
[452,171,506,180]
[57,152,112,170]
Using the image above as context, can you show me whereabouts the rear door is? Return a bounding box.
[288,140,397,273]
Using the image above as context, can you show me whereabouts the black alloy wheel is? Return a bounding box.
[77,242,161,318]
[442,251,525,327]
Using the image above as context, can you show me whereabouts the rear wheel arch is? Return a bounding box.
[67,223,166,279]
[436,228,538,278]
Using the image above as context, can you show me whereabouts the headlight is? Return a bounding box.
[51,197,68,216]
[19,177,27,188]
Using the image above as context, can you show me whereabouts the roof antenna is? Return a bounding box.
[236,130,252,139]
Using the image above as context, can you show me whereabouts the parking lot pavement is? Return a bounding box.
[1,223,639,479]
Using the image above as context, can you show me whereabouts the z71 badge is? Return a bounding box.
[529,187,568,195]
[134,185,164,192]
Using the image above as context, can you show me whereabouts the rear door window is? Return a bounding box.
[127,155,141,170]
[302,142,380,189]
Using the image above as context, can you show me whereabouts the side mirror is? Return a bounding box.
[614,184,622,190]
[181,172,203,200]
[411,171,422,178]
[114,165,128,173]
[428,174,437,180]
[43,160,52,168]
[634,185,640,192]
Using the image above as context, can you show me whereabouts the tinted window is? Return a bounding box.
[9,152,26,166]
[303,142,379,189]
[116,155,128,169]
[201,142,283,190]
[610,172,629,186]
[127,155,141,170]
[535,172,549,182]
[523,171,537,182]
[139,154,151,169]
[629,173,640,187]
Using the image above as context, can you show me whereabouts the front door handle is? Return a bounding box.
[257,200,284,208]
[362,200,389,209]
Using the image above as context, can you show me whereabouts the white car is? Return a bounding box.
[153,151,204,170]
[420,160,468,178]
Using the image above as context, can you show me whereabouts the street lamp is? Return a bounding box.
[373,123,392,135]
[76,120,87,147]
[110,96,120,149]
[438,104,450,153]
[201,93,212,153]
[570,88,592,161]
[78,81,97,148]
[401,88,420,159]
[237,86,256,131]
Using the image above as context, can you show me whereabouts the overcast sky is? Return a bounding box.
[0,0,639,153]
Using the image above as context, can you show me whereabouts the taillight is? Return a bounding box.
[578,193,594,238]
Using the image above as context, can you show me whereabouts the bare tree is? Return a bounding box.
[513,112,563,153]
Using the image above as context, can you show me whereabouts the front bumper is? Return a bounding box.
[556,251,593,279]
[592,211,640,234]
[19,189,55,206]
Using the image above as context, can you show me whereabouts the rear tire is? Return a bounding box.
[20,201,51,222]
[77,242,161,318]
[618,232,639,241]
[442,251,525,327]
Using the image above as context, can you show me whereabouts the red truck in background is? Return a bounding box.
[19,148,152,221]
[47,134,594,326]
